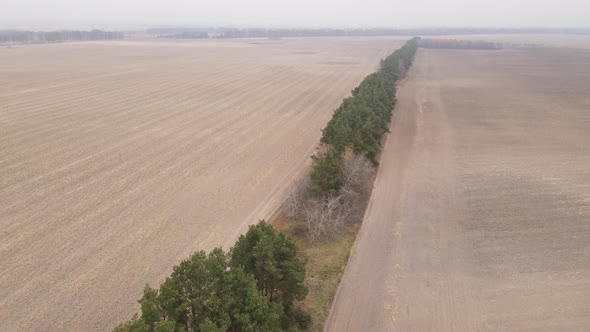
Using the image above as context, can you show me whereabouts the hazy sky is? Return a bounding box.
[3,0,589,29]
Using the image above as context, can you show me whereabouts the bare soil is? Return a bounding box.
[0,37,404,331]
[425,33,590,49]
[326,47,590,331]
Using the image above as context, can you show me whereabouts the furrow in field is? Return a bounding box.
[0,65,314,234]
[0,63,291,179]
[3,59,356,308]
[0,59,249,137]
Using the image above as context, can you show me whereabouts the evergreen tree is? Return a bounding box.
[309,147,342,196]
[114,244,282,332]
[230,221,308,328]
[221,268,281,331]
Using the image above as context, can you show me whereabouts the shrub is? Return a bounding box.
[293,309,312,330]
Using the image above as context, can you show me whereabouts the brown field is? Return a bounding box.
[0,37,404,331]
[427,33,590,49]
[327,46,590,330]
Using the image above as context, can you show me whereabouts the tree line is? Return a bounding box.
[286,38,419,241]
[311,38,419,194]
[417,39,500,50]
[114,221,309,332]
[146,28,590,40]
[0,29,124,44]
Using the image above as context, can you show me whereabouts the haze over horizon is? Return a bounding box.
[2,0,589,30]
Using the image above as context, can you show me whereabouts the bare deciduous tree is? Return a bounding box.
[285,150,375,242]
[286,176,310,220]
[341,148,374,196]
[302,194,345,242]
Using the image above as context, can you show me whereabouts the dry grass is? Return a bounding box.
[274,214,358,332]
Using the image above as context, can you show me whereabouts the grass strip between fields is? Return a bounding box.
[274,214,358,332]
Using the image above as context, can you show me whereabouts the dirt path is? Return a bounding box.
[326,48,590,331]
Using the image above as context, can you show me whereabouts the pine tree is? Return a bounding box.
[309,147,342,196]
[230,221,308,328]
[115,244,282,332]
[221,267,281,332]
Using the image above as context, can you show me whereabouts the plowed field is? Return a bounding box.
[327,46,590,331]
[0,37,403,331]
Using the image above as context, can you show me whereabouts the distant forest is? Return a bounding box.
[147,27,590,39]
[0,29,124,44]
[417,39,501,50]
[2,27,589,45]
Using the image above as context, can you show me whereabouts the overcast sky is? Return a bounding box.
[3,0,589,29]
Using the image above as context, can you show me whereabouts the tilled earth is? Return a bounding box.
[0,37,404,331]
[326,47,590,331]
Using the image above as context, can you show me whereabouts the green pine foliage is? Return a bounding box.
[230,221,308,328]
[114,221,305,332]
[308,147,343,196]
[310,38,418,195]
